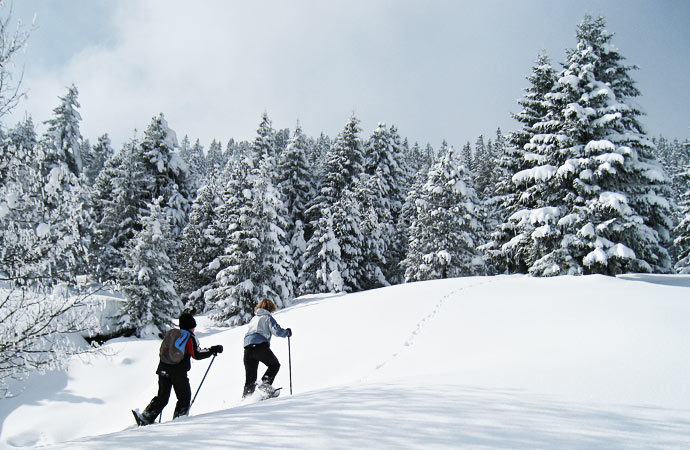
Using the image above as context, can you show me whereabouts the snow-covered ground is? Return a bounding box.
[1,274,689,448]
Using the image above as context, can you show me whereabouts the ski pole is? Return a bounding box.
[288,335,293,395]
[190,354,216,411]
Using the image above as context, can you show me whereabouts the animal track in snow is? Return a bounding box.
[367,279,493,377]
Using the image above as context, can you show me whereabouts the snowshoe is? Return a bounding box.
[257,383,282,400]
[132,409,152,426]
[132,409,145,426]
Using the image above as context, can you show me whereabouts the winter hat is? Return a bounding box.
[179,312,197,331]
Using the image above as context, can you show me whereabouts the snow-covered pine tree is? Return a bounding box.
[654,136,690,212]
[136,113,192,239]
[276,124,315,280]
[424,143,436,167]
[471,135,485,183]
[322,114,364,195]
[117,198,182,337]
[175,178,223,313]
[83,134,114,183]
[529,15,673,276]
[43,84,84,177]
[474,136,498,200]
[91,115,191,283]
[225,138,238,162]
[2,116,37,188]
[191,139,210,191]
[402,142,486,281]
[460,142,473,179]
[396,172,426,278]
[304,115,365,249]
[274,128,290,155]
[277,124,314,228]
[330,187,366,292]
[89,140,145,281]
[349,173,390,290]
[204,154,293,326]
[310,132,331,177]
[203,158,256,320]
[406,141,425,175]
[0,120,90,287]
[251,113,277,166]
[361,123,410,284]
[298,114,364,286]
[1,118,42,283]
[206,139,225,177]
[483,52,557,273]
[673,162,690,273]
[385,125,413,283]
[252,158,295,303]
[300,206,345,294]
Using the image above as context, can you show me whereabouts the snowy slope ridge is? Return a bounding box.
[1,275,690,448]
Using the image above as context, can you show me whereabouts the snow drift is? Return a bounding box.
[1,274,689,448]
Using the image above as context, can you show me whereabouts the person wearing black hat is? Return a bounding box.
[133,312,223,425]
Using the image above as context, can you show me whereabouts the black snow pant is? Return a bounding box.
[243,342,280,397]
[142,369,191,422]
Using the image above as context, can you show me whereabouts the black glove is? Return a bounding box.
[210,345,223,355]
[286,328,292,338]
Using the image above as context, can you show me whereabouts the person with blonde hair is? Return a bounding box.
[242,298,291,398]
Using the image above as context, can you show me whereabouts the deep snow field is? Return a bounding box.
[1,274,689,449]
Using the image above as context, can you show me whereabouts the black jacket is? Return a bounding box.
[156,331,212,376]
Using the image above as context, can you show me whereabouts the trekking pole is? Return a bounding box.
[288,335,293,395]
[190,354,217,411]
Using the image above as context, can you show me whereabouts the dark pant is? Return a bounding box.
[243,342,280,397]
[142,370,191,422]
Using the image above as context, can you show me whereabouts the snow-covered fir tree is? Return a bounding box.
[117,199,182,337]
[274,128,290,155]
[674,163,690,273]
[0,118,90,287]
[350,173,391,290]
[331,188,366,292]
[276,124,315,280]
[305,115,364,232]
[491,16,673,276]
[206,139,225,177]
[91,114,191,282]
[251,113,277,165]
[405,141,429,175]
[302,116,365,289]
[175,178,223,312]
[204,153,294,326]
[360,123,410,285]
[82,134,113,183]
[300,206,345,294]
[402,142,486,281]
[483,52,557,273]
[396,172,426,278]
[90,140,143,281]
[43,84,84,177]
[134,113,192,238]
[310,132,331,176]
[653,136,690,210]
[460,142,473,179]
[202,158,256,320]
[179,137,208,191]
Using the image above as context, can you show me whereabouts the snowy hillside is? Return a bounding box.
[1,275,690,448]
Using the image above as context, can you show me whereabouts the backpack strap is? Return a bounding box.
[174,329,191,353]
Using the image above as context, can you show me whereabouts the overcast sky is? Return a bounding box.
[6,0,690,151]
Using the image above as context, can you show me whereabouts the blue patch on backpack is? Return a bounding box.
[174,329,191,352]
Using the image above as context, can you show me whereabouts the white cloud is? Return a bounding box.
[7,0,690,150]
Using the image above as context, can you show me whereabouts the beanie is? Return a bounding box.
[179,312,197,331]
